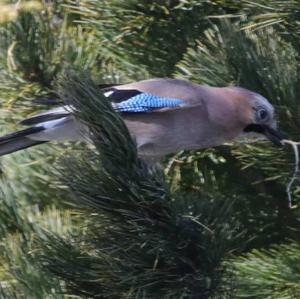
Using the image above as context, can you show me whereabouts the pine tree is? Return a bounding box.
[0,1,300,298]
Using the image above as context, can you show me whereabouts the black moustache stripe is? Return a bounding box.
[243,124,265,133]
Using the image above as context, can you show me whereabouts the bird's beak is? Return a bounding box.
[243,124,284,146]
[262,125,285,146]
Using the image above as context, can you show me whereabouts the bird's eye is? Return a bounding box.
[258,109,268,120]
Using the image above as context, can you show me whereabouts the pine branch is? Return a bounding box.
[233,242,300,298]
[0,1,43,24]
[174,21,300,248]
[61,0,226,77]
[0,183,73,298]
[34,72,242,298]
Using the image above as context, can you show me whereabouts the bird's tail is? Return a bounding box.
[0,127,47,157]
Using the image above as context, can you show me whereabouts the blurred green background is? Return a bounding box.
[0,1,300,298]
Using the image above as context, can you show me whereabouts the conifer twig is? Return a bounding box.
[281,139,300,208]
[7,41,17,71]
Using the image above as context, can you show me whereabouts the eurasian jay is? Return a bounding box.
[0,78,283,158]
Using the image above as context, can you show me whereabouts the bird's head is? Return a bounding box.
[234,88,284,145]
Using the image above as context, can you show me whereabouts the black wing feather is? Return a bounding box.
[103,88,142,102]
[25,86,142,126]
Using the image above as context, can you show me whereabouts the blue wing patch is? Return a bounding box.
[114,93,184,112]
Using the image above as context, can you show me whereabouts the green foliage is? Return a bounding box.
[0,0,300,298]
[174,22,300,247]
[0,183,73,298]
[36,72,240,298]
[233,242,300,298]
[61,0,223,76]
[239,0,300,36]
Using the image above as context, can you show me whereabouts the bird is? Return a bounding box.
[0,78,284,159]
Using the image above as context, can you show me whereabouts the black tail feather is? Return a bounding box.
[0,127,47,156]
[0,137,47,156]
[0,127,44,144]
[20,114,69,126]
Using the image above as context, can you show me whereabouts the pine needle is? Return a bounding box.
[282,139,300,208]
